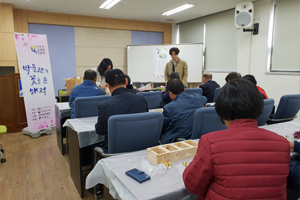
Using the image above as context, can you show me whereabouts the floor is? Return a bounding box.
[0,129,114,200]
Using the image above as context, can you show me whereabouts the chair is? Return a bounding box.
[256,98,274,126]
[58,89,67,102]
[191,107,227,139]
[74,95,110,118]
[213,87,221,102]
[0,125,7,163]
[185,88,203,96]
[107,112,163,154]
[137,91,162,109]
[93,112,163,199]
[267,94,300,124]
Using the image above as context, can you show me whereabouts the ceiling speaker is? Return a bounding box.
[235,2,254,29]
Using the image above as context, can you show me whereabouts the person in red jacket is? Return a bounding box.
[242,74,268,99]
[183,78,290,200]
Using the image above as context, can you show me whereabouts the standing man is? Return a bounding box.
[164,47,188,86]
[199,73,220,103]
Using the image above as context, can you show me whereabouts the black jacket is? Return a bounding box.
[95,87,148,149]
[126,85,139,94]
[199,80,220,103]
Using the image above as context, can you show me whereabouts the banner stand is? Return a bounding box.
[14,33,56,136]
[22,127,52,138]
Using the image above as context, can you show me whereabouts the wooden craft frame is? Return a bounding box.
[147,140,198,164]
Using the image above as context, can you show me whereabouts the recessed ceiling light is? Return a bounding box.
[165,19,175,22]
[99,0,121,9]
[162,4,194,16]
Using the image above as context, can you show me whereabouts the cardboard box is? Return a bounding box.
[64,77,82,94]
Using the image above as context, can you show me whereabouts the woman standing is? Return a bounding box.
[93,58,113,94]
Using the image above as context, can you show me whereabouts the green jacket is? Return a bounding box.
[164,58,188,86]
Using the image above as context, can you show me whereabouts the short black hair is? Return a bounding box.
[105,69,126,87]
[215,78,263,122]
[169,47,180,55]
[166,79,184,95]
[242,74,257,85]
[84,69,97,81]
[225,72,241,83]
[124,74,131,86]
[108,76,126,87]
[97,58,113,76]
[169,72,180,80]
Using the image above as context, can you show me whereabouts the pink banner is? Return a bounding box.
[14,33,56,132]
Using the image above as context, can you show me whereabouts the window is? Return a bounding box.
[271,0,300,72]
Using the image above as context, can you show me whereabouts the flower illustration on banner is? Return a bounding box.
[38,123,44,129]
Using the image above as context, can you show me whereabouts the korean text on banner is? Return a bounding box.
[14,33,56,132]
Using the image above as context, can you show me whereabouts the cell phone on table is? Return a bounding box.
[125,168,150,183]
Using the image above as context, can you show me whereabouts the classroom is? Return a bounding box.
[0,0,299,200]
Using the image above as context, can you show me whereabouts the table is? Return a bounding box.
[260,118,300,142]
[63,116,104,198]
[86,150,198,200]
[149,108,163,113]
[55,102,71,155]
[85,119,300,200]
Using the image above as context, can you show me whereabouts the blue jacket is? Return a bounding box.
[162,84,187,105]
[161,92,207,144]
[199,80,220,103]
[288,141,300,186]
[69,80,105,118]
[95,87,148,149]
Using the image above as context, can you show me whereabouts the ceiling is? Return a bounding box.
[1,0,255,24]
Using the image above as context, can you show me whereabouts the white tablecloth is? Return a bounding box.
[63,116,104,148]
[86,119,300,200]
[54,102,71,119]
[261,118,300,142]
[86,150,197,200]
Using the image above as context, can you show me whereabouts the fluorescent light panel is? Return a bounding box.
[162,4,194,16]
[99,0,121,9]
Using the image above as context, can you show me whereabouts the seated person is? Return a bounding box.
[69,69,105,118]
[205,72,240,106]
[183,78,290,200]
[288,140,300,186]
[242,74,268,99]
[161,72,186,107]
[199,73,220,103]
[124,74,139,94]
[95,69,148,150]
[225,72,241,83]
[160,79,207,144]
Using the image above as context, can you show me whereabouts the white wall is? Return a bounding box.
[172,24,178,44]
[241,0,300,105]
[173,0,300,105]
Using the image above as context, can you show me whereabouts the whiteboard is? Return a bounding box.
[127,44,203,83]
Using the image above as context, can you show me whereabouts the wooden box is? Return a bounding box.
[147,140,198,164]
